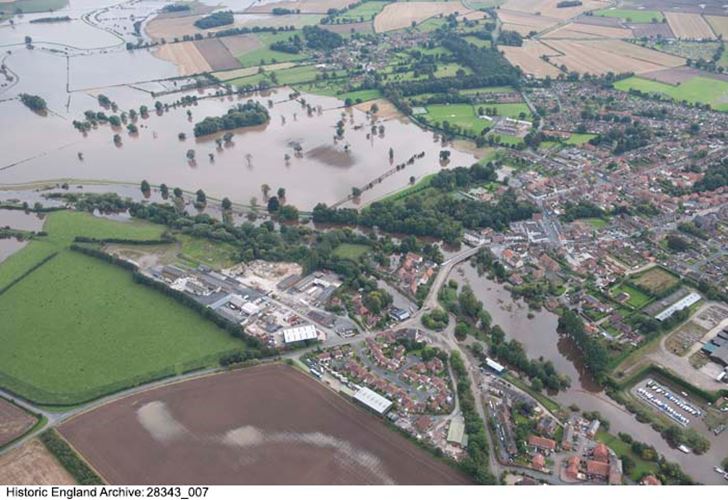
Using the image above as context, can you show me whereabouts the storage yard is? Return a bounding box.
[58,364,471,485]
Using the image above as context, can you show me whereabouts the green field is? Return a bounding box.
[463,35,491,48]
[0,0,67,20]
[332,1,387,22]
[177,234,240,269]
[0,211,244,405]
[332,243,370,260]
[565,133,596,145]
[614,76,728,112]
[229,64,319,88]
[460,86,515,95]
[378,173,436,203]
[424,104,490,134]
[578,217,608,229]
[594,8,664,23]
[235,32,309,68]
[486,102,531,120]
[611,283,653,309]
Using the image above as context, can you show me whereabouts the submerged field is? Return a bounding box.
[0,211,244,405]
[614,76,728,112]
[59,364,471,485]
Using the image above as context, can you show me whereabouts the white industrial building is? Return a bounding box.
[353,387,392,415]
[282,324,318,344]
[655,292,701,321]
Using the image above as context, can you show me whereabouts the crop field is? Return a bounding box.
[632,267,679,295]
[246,0,352,14]
[706,15,728,38]
[498,9,559,35]
[0,438,75,485]
[333,243,370,260]
[541,39,685,76]
[0,211,244,405]
[332,1,388,22]
[373,1,471,32]
[193,39,241,72]
[59,364,471,485]
[501,0,609,19]
[0,398,37,447]
[220,34,262,56]
[501,41,561,78]
[594,8,664,23]
[664,12,716,40]
[614,76,728,111]
[154,42,212,76]
[543,21,633,39]
[229,64,320,88]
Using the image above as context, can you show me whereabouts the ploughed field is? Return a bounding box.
[0,398,37,447]
[59,364,471,485]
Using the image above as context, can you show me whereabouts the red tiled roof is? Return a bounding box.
[528,435,556,451]
[586,460,610,477]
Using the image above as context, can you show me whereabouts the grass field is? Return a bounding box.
[594,8,664,23]
[614,76,728,112]
[377,173,436,203]
[578,217,607,229]
[176,234,240,269]
[424,104,490,134]
[0,211,243,405]
[565,133,596,145]
[0,0,67,20]
[229,64,319,88]
[332,1,387,22]
[631,267,679,295]
[611,283,653,309]
[332,243,370,260]
[486,102,531,120]
[236,32,308,68]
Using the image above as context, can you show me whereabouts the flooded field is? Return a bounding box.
[0,209,45,263]
[453,260,727,484]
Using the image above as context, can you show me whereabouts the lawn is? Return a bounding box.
[614,76,728,112]
[611,283,653,309]
[0,211,244,405]
[332,243,370,260]
[595,430,657,481]
[578,217,608,229]
[229,64,319,88]
[176,234,240,269]
[236,32,309,68]
[594,8,664,23]
[486,102,532,120]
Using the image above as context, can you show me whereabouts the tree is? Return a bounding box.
[389,147,394,161]
[439,150,451,162]
[267,196,280,212]
[19,93,47,112]
[277,187,286,199]
[410,176,416,184]
[666,234,689,252]
[278,204,299,221]
[352,187,362,197]
[140,180,151,194]
[195,189,207,207]
[370,103,379,114]
[160,184,169,199]
[261,184,271,198]
[222,197,232,210]
[173,187,183,198]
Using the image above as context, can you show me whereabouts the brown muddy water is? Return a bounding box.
[0,209,45,263]
[453,260,727,484]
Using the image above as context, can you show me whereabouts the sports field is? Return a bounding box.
[0,211,243,405]
[614,76,728,112]
[424,104,489,134]
[594,8,664,23]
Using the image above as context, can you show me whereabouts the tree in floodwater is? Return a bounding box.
[19,93,46,113]
[277,187,286,199]
[267,196,280,213]
[222,197,232,210]
[261,184,270,199]
[160,184,169,199]
[140,180,151,195]
[195,189,207,208]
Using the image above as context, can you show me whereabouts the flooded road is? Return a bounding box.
[453,260,726,484]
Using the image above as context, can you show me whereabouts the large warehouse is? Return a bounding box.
[282,324,318,344]
[353,387,393,415]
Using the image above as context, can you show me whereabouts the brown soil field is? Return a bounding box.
[630,22,674,38]
[664,12,716,40]
[220,34,262,57]
[154,42,212,76]
[575,14,623,27]
[246,0,353,14]
[0,439,75,485]
[636,66,728,84]
[542,21,633,39]
[501,41,562,78]
[705,15,728,38]
[58,364,471,485]
[498,8,560,35]
[194,39,241,71]
[624,0,725,15]
[633,268,679,295]
[145,14,206,40]
[542,39,684,75]
[213,62,297,81]
[0,399,36,447]
[374,1,471,32]
[501,0,609,19]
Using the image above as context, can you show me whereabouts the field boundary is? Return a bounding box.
[0,251,58,297]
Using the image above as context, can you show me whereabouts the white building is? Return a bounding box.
[353,387,392,415]
[655,292,701,321]
[282,324,318,344]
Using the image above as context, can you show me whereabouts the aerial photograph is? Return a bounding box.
[0,0,727,492]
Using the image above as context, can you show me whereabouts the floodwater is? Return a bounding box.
[0,209,45,263]
[454,260,727,484]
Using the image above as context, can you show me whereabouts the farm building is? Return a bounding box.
[655,292,701,321]
[485,357,506,374]
[353,387,393,415]
[282,324,318,344]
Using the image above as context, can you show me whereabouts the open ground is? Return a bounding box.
[373,1,473,32]
[664,12,716,40]
[0,438,75,485]
[0,398,36,447]
[59,364,471,485]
